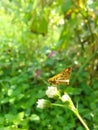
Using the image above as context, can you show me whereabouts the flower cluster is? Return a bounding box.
[36,85,90,130]
[37,86,71,109]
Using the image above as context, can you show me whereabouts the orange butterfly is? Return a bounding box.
[48,67,72,85]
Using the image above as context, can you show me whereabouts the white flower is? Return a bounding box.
[61,94,76,111]
[46,86,59,98]
[74,60,78,65]
[61,94,70,103]
[37,99,50,109]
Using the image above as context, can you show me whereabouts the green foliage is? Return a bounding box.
[0,0,98,129]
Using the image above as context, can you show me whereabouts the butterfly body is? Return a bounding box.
[48,67,72,85]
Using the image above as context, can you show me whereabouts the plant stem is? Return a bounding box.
[52,103,90,130]
[52,103,65,108]
[72,108,90,130]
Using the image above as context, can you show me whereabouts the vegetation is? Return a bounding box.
[0,0,98,129]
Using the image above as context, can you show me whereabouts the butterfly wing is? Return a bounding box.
[48,67,72,85]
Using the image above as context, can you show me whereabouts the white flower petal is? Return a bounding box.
[37,99,46,109]
[61,94,70,102]
[46,86,59,98]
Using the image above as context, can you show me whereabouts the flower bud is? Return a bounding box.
[61,94,70,103]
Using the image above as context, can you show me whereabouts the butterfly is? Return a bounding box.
[48,67,72,85]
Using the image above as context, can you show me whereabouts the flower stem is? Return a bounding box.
[72,108,90,130]
[52,103,90,130]
[52,103,65,108]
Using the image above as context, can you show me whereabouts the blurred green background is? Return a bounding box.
[0,0,98,130]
